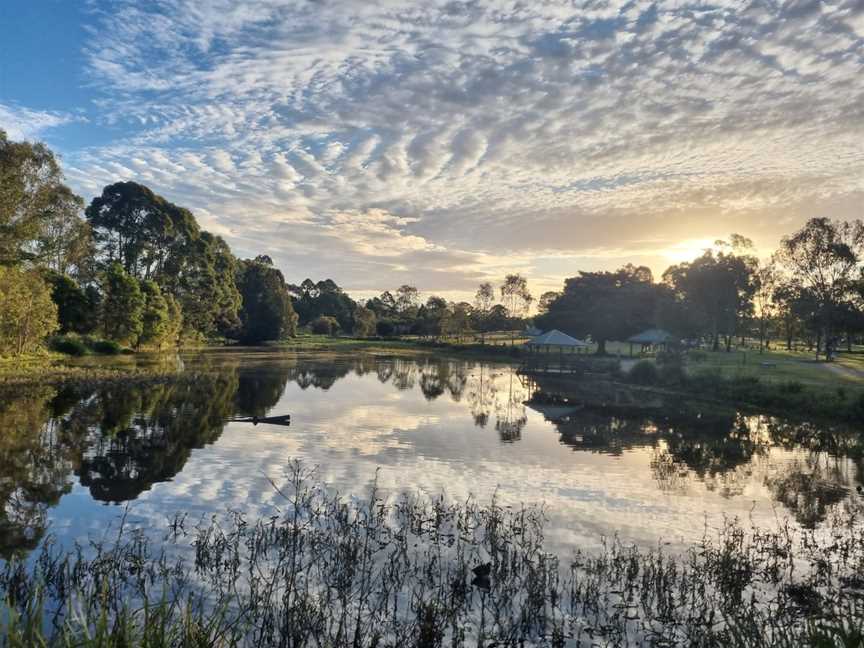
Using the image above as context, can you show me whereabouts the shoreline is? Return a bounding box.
[4,338,864,426]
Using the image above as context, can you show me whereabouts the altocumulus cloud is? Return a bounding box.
[24,0,864,295]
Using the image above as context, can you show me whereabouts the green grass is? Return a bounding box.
[684,348,864,389]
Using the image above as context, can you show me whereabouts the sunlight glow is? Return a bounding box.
[662,239,717,264]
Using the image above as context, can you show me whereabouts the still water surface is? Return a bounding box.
[1,349,861,559]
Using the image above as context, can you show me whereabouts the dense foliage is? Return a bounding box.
[0,130,293,355]
[236,256,298,344]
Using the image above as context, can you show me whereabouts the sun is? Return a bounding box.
[662,238,717,264]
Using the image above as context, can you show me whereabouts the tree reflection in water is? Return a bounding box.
[0,388,73,559]
[1,353,863,559]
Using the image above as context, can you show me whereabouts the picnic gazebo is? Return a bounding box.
[526,329,590,353]
[627,328,676,356]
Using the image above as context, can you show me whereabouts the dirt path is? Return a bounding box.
[820,362,864,381]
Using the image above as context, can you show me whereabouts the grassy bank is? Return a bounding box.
[2,465,862,647]
[0,351,182,391]
[274,333,530,362]
[615,351,864,424]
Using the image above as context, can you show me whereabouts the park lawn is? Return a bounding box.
[685,347,864,389]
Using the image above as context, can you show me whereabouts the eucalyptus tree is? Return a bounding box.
[0,129,79,266]
[100,263,144,345]
[34,186,92,277]
[235,256,298,344]
[537,264,658,355]
[396,284,420,314]
[775,217,864,358]
[0,266,58,355]
[663,240,757,351]
[86,181,198,280]
[86,182,241,339]
[500,274,532,318]
[352,305,377,337]
[473,282,496,342]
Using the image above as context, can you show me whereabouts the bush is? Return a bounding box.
[48,335,88,356]
[90,339,121,355]
[628,360,659,385]
[779,380,804,394]
[310,315,340,336]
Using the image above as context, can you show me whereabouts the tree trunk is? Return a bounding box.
[759,319,765,354]
[596,339,607,355]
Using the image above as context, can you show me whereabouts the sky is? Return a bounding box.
[1,0,862,300]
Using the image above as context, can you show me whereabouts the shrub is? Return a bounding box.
[89,339,121,355]
[310,315,340,336]
[48,335,88,356]
[780,380,804,394]
[629,360,659,385]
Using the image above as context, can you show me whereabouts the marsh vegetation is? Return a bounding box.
[2,464,863,647]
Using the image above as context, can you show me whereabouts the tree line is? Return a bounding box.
[536,224,864,359]
[0,128,531,355]
[0,129,300,354]
[2,127,861,359]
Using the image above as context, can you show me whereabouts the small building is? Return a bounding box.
[627,328,676,355]
[526,329,590,353]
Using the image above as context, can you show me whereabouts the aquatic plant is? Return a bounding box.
[1,464,863,647]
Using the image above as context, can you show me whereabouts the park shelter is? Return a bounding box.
[526,329,590,353]
[627,328,676,355]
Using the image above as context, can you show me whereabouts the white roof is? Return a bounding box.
[527,329,589,347]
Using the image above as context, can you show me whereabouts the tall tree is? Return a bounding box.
[396,284,420,314]
[753,262,778,352]
[235,256,298,344]
[34,186,92,276]
[353,305,377,337]
[85,181,199,280]
[0,129,72,266]
[775,217,864,358]
[663,242,756,352]
[473,282,496,342]
[45,271,98,335]
[100,263,144,345]
[169,232,242,338]
[500,274,532,318]
[0,267,58,355]
[138,280,182,349]
[537,265,658,354]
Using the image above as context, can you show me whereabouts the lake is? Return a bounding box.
[1,348,861,560]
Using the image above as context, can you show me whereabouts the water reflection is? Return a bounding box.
[0,351,862,558]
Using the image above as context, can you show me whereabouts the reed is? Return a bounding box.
[2,463,862,647]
